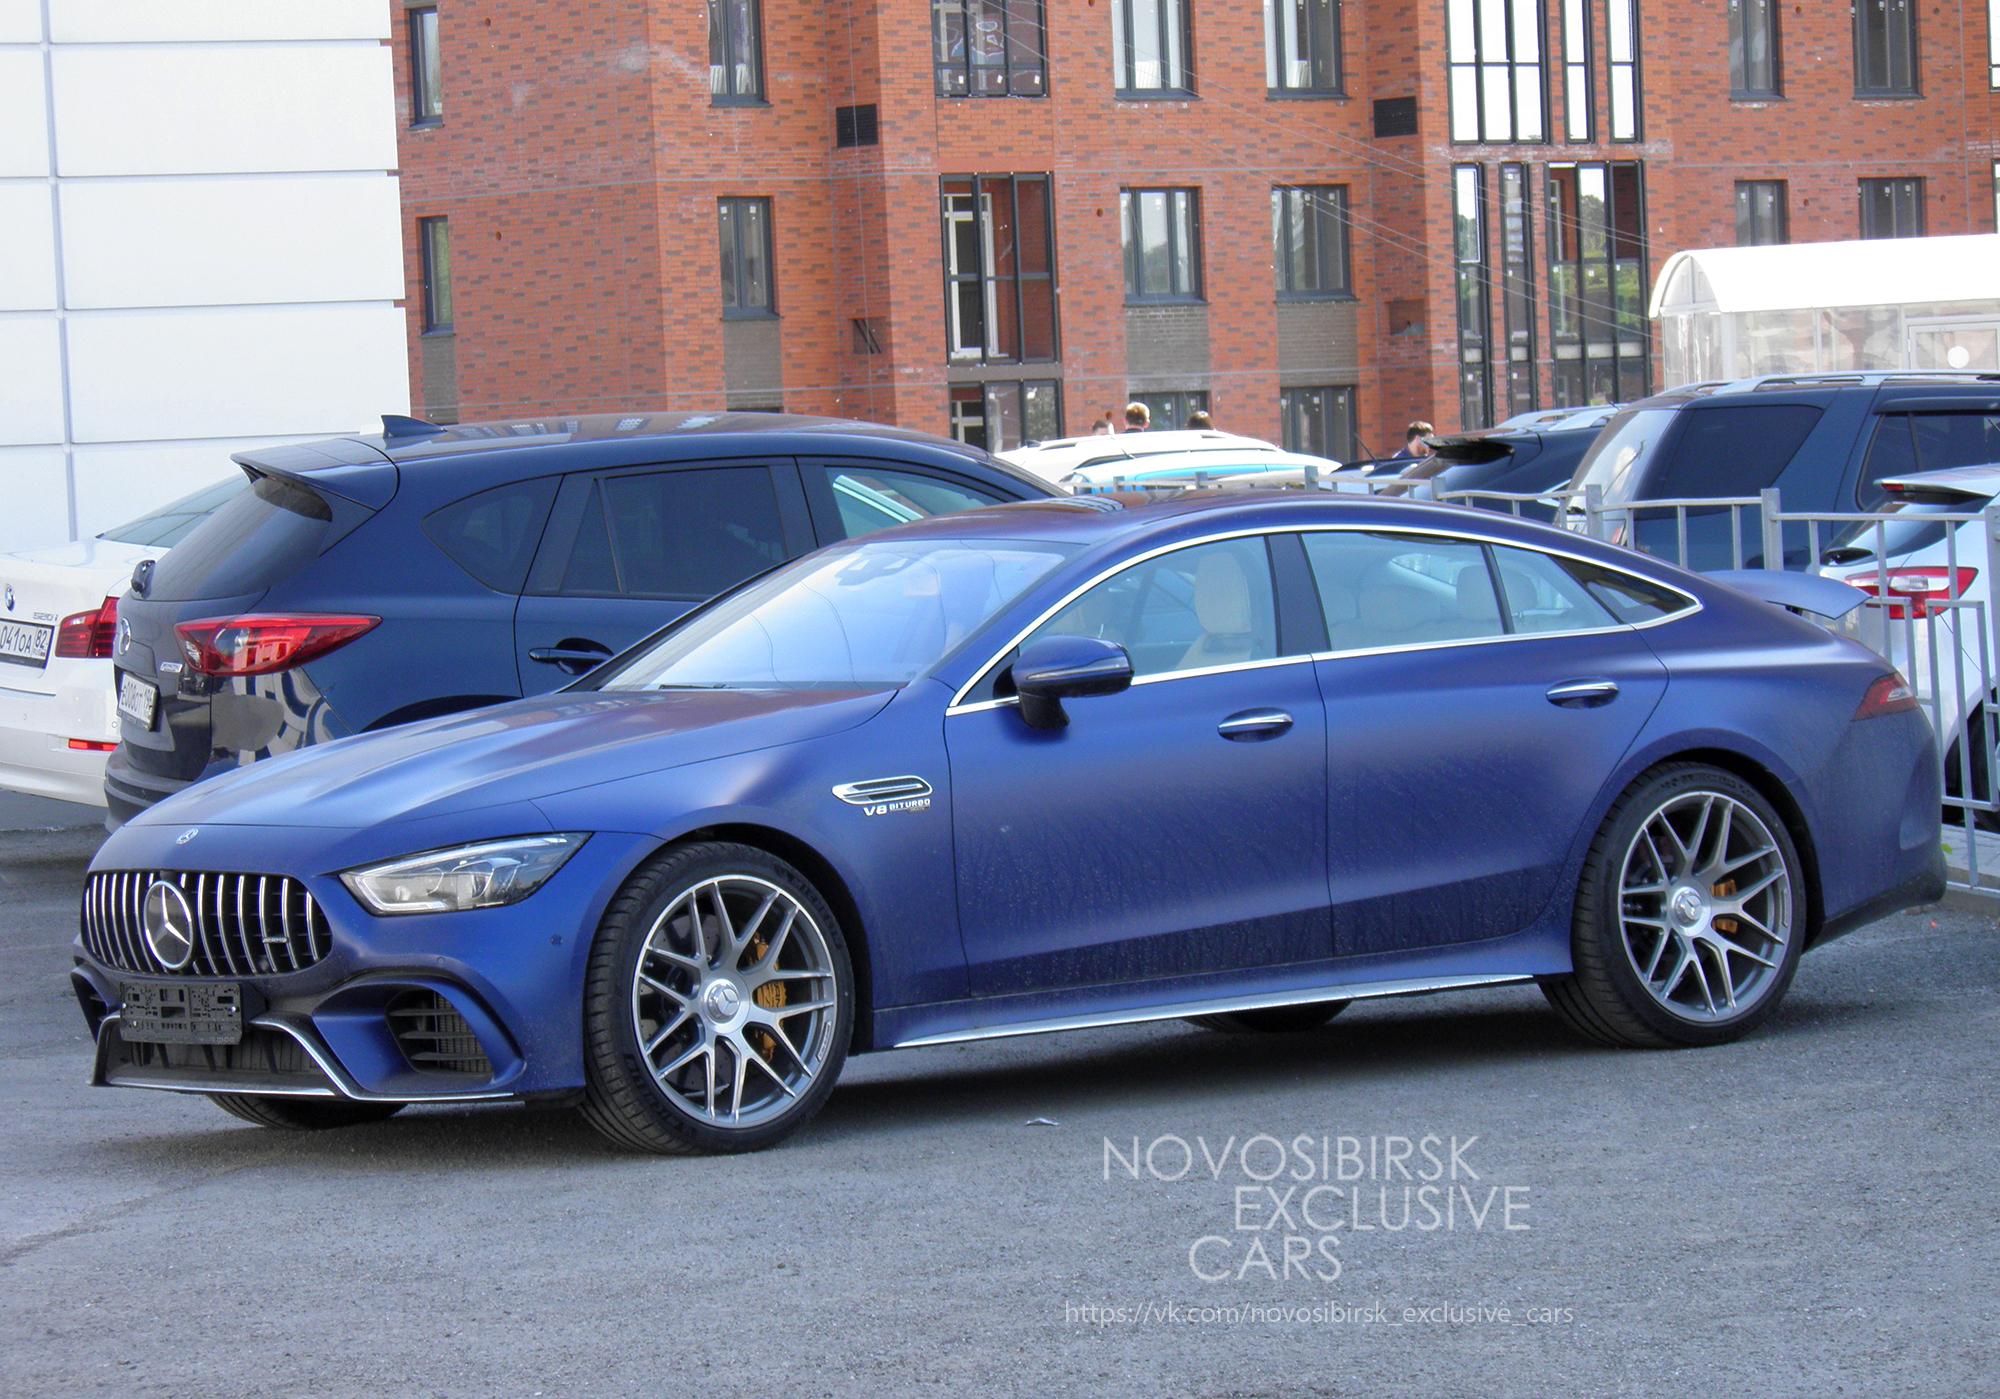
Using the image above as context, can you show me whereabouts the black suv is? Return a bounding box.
[1386,404,1623,520]
[1565,373,2000,569]
[105,412,1055,827]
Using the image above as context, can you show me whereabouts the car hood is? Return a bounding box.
[132,686,898,829]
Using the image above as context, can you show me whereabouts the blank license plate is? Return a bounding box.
[117,672,157,729]
[0,619,52,669]
[120,981,242,1045]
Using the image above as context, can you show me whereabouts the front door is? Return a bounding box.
[948,535,1330,995]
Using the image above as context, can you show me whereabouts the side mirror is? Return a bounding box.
[1009,635,1133,730]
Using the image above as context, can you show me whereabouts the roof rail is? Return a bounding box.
[1718,370,2000,393]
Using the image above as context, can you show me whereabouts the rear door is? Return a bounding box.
[514,459,813,693]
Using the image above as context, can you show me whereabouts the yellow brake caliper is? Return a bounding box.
[749,935,786,1061]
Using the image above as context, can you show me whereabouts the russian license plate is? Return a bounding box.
[120,981,242,1046]
[0,618,52,669]
[117,672,158,729]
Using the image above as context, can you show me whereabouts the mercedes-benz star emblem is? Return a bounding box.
[142,880,197,971]
[175,828,199,845]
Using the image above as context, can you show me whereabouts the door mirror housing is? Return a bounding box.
[1009,635,1133,730]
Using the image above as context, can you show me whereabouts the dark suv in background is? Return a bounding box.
[105,412,1055,827]
[1566,373,2000,569]
[1384,404,1622,519]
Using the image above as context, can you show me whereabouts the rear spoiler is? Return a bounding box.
[1703,569,1866,620]
[1876,474,2000,506]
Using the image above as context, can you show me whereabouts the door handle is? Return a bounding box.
[1218,708,1294,741]
[1546,678,1620,708]
[530,643,613,675]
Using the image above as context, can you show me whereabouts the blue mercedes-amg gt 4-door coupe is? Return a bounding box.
[73,491,1944,1154]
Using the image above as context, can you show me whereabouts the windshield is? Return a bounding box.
[591,536,1078,691]
[97,475,249,547]
[1569,407,1677,504]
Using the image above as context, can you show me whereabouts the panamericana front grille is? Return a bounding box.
[387,991,493,1077]
[81,870,329,977]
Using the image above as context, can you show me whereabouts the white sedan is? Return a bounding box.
[0,477,242,805]
[1000,429,1301,484]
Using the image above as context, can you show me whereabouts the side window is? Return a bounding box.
[824,467,1001,541]
[1302,532,1505,651]
[1911,411,2000,473]
[1653,403,1823,502]
[1558,558,1692,623]
[1021,537,1278,678]
[423,476,558,593]
[1491,546,1618,634]
[555,467,787,599]
[1858,413,1918,507]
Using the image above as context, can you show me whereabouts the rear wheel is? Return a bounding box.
[580,842,853,1155]
[209,1094,404,1130]
[1544,764,1805,1048]
[1188,1001,1350,1034]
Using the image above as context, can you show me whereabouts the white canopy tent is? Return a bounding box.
[1651,234,2000,386]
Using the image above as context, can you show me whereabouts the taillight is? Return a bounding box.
[1855,671,1920,719]
[54,597,119,659]
[1843,566,1977,620]
[67,739,116,752]
[174,614,379,677]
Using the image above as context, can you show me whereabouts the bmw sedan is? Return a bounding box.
[72,492,1945,1154]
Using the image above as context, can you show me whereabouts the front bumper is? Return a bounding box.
[73,823,658,1103]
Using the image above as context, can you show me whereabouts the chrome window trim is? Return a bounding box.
[943,520,1701,712]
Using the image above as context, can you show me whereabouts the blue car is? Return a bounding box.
[73,492,1944,1154]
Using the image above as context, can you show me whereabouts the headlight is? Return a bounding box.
[340,833,588,915]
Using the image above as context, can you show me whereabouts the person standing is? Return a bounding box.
[1186,409,1214,430]
[1123,402,1151,432]
[1090,411,1117,436]
[1391,421,1435,459]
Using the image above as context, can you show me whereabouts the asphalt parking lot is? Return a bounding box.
[2,808,1996,1399]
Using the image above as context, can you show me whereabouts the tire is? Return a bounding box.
[580,841,854,1155]
[209,1094,404,1130]
[1544,763,1806,1049]
[1188,1001,1350,1034]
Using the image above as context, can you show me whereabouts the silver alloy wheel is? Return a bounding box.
[628,875,838,1128]
[1616,790,1792,1022]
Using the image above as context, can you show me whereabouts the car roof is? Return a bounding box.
[1067,448,1342,480]
[234,411,1054,498]
[1000,431,1282,474]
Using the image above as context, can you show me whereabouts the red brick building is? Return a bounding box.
[390,0,2000,455]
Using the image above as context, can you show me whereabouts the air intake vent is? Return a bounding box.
[835,103,879,148]
[82,871,329,977]
[388,991,493,1077]
[1372,95,1418,138]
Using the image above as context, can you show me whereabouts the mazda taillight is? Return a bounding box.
[1855,672,1920,719]
[1843,566,1977,620]
[54,597,119,659]
[174,614,379,677]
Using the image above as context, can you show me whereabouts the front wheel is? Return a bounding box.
[1544,764,1805,1048]
[581,842,854,1155]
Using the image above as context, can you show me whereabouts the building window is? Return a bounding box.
[933,1,1047,97]
[1854,0,1916,96]
[1120,188,1203,302]
[1454,165,1492,431]
[1859,178,1925,239]
[1266,0,1342,95]
[1991,2,1999,88]
[1272,186,1351,299]
[709,0,764,103]
[1560,0,1590,141]
[409,7,442,125]
[419,216,452,333]
[1993,160,1999,230]
[941,175,1059,363]
[1735,180,1787,246]
[1130,390,1208,431]
[949,380,1061,450]
[1499,164,1538,416]
[718,198,775,317]
[1729,0,1781,97]
[1547,162,1649,407]
[1446,0,1545,144]
[1280,386,1356,460]
[1606,0,1640,139]
[1112,0,1193,96]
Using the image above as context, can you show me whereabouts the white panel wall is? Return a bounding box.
[0,7,407,553]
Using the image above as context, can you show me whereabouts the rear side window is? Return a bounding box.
[1650,403,1822,502]
[1490,546,1616,634]
[551,466,787,600]
[1558,559,1693,622]
[824,467,1000,541]
[146,472,347,602]
[423,476,558,593]
[1858,411,2000,507]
